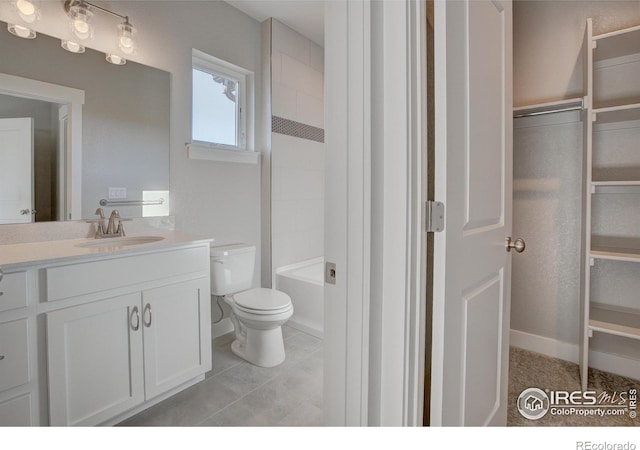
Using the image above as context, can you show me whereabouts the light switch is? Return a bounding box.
[108,187,127,200]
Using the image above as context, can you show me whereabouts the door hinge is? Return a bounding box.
[426,201,445,233]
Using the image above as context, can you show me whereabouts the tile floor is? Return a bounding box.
[120,334,639,427]
[118,325,323,427]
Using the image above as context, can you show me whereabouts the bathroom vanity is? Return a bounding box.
[0,232,212,426]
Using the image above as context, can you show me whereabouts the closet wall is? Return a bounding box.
[512,1,640,368]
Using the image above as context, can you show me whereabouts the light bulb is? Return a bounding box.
[74,19,89,34]
[120,36,133,49]
[69,4,93,40]
[16,0,35,16]
[117,21,136,55]
[15,0,39,24]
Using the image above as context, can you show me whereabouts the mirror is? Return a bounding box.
[0,21,170,224]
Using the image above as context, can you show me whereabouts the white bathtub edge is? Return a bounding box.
[275,256,324,275]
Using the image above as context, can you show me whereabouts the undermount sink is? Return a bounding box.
[76,236,165,249]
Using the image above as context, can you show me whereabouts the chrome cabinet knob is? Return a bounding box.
[506,237,526,253]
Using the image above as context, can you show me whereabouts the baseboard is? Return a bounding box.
[287,319,324,339]
[510,329,579,363]
[103,374,205,426]
[212,317,234,339]
[510,329,640,382]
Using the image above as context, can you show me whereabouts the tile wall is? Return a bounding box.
[270,20,325,278]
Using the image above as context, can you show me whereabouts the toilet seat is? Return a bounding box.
[232,288,292,315]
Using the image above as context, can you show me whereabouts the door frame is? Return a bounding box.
[0,73,84,220]
[324,0,428,426]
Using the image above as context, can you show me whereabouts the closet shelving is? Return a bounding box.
[514,19,640,390]
[580,18,640,390]
[513,97,584,118]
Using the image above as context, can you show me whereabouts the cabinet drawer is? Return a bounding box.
[0,271,28,312]
[0,393,32,426]
[0,318,30,392]
[45,246,210,302]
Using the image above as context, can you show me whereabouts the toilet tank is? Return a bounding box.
[210,244,256,296]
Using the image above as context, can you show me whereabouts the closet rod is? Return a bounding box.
[513,98,585,119]
[513,105,584,118]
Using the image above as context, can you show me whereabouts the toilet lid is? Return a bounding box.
[233,288,292,312]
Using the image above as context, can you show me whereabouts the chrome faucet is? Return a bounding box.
[106,209,121,235]
[94,208,106,235]
[88,208,128,238]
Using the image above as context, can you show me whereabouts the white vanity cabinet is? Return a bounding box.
[0,234,212,427]
[45,245,211,426]
[47,278,210,426]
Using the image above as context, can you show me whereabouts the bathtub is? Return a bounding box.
[275,257,324,338]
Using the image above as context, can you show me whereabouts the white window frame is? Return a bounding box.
[189,49,258,164]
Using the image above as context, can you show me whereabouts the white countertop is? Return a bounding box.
[0,231,213,269]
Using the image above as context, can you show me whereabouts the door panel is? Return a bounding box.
[142,278,211,400]
[0,118,33,224]
[47,293,144,426]
[432,0,513,426]
[466,1,505,230]
[463,272,503,425]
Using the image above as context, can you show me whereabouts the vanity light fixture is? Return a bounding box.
[63,0,137,61]
[67,1,93,41]
[7,0,40,39]
[117,19,136,55]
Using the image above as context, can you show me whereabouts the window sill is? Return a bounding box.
[187,143,260,165]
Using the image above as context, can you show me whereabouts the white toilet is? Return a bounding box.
[210,244,293,367]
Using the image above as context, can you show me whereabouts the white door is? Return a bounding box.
[431,0,514,426]
[0,118,34,224]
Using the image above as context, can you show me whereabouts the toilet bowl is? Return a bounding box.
[210,244,293,368]
[223,288,293,367]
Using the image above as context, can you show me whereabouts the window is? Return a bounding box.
[191,49,252,151]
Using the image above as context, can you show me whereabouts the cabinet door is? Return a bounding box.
[142,277,211,399]
[0,393,33,426]
[0,318,30,392]
[47,293,144,426]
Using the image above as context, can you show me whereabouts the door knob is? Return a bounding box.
[506,237,526,253]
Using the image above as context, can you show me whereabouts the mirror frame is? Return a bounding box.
[0,73,84,221]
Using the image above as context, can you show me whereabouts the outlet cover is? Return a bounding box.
[108,187,127,200]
